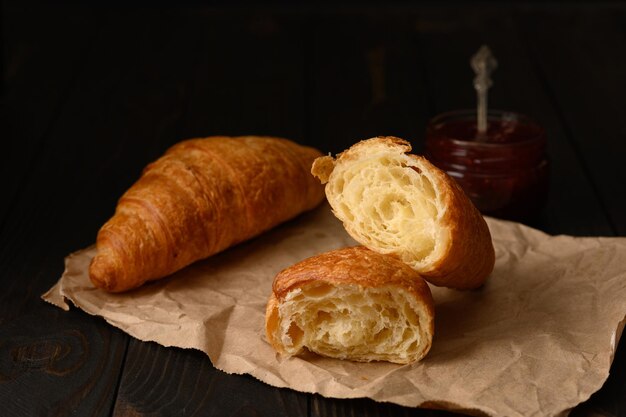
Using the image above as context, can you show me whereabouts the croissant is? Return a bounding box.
[90,136,325,292]
[311,136,494,290]
[265,246,434,364]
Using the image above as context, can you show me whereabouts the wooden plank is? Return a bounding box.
[112,9,310,416]
[0,3,99,230]
[311,394,459,417]
[178,10,309,144]
[1,2,4,94]
[0,6,205,417]
[0,310,127,417]
[516,6,626,236]
[306,10,430,155]
[112,343,307,417]
[415,6,613,237]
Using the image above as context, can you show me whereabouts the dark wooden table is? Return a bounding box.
[1,2,625,416]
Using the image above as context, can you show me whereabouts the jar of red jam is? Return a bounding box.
[425,109,549,221]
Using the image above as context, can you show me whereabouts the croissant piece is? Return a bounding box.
[311,136,494,289]
[265,246,435,364]
[90,136,325,292]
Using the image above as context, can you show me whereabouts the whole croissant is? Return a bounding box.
[90,136,325,292]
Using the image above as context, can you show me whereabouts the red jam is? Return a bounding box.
[425,110,549,221]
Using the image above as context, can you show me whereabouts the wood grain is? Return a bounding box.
[0,3,100,231]
[0,310,127,417]
[112,343,307,417]
[307,10,429,155]
[516,7,626,236]
[311,394,463,417]
[178,10,309,144]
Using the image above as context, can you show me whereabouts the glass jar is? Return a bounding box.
[425,109,549,221]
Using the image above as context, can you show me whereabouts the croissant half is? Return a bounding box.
[266,246,435,364]
[311,136,495,289]
[90,136,325,292]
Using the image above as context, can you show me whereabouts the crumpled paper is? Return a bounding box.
[43,205,626,417]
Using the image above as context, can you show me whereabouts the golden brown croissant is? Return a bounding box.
[311,136,494,290]
[90,136,325,292]
[265,246,435,364]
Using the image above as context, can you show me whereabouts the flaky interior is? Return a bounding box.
[273,282,431,364]
[327,150,445,270]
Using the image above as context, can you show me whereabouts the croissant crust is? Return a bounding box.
[90,136,325,292]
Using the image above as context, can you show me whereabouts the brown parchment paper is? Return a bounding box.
[43,205,626,417]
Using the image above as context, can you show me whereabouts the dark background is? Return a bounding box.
[1,1,625,416]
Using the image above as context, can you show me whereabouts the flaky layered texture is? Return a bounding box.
[90,136,325,292]
[266,246,434,364]
[311,136,494,289]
